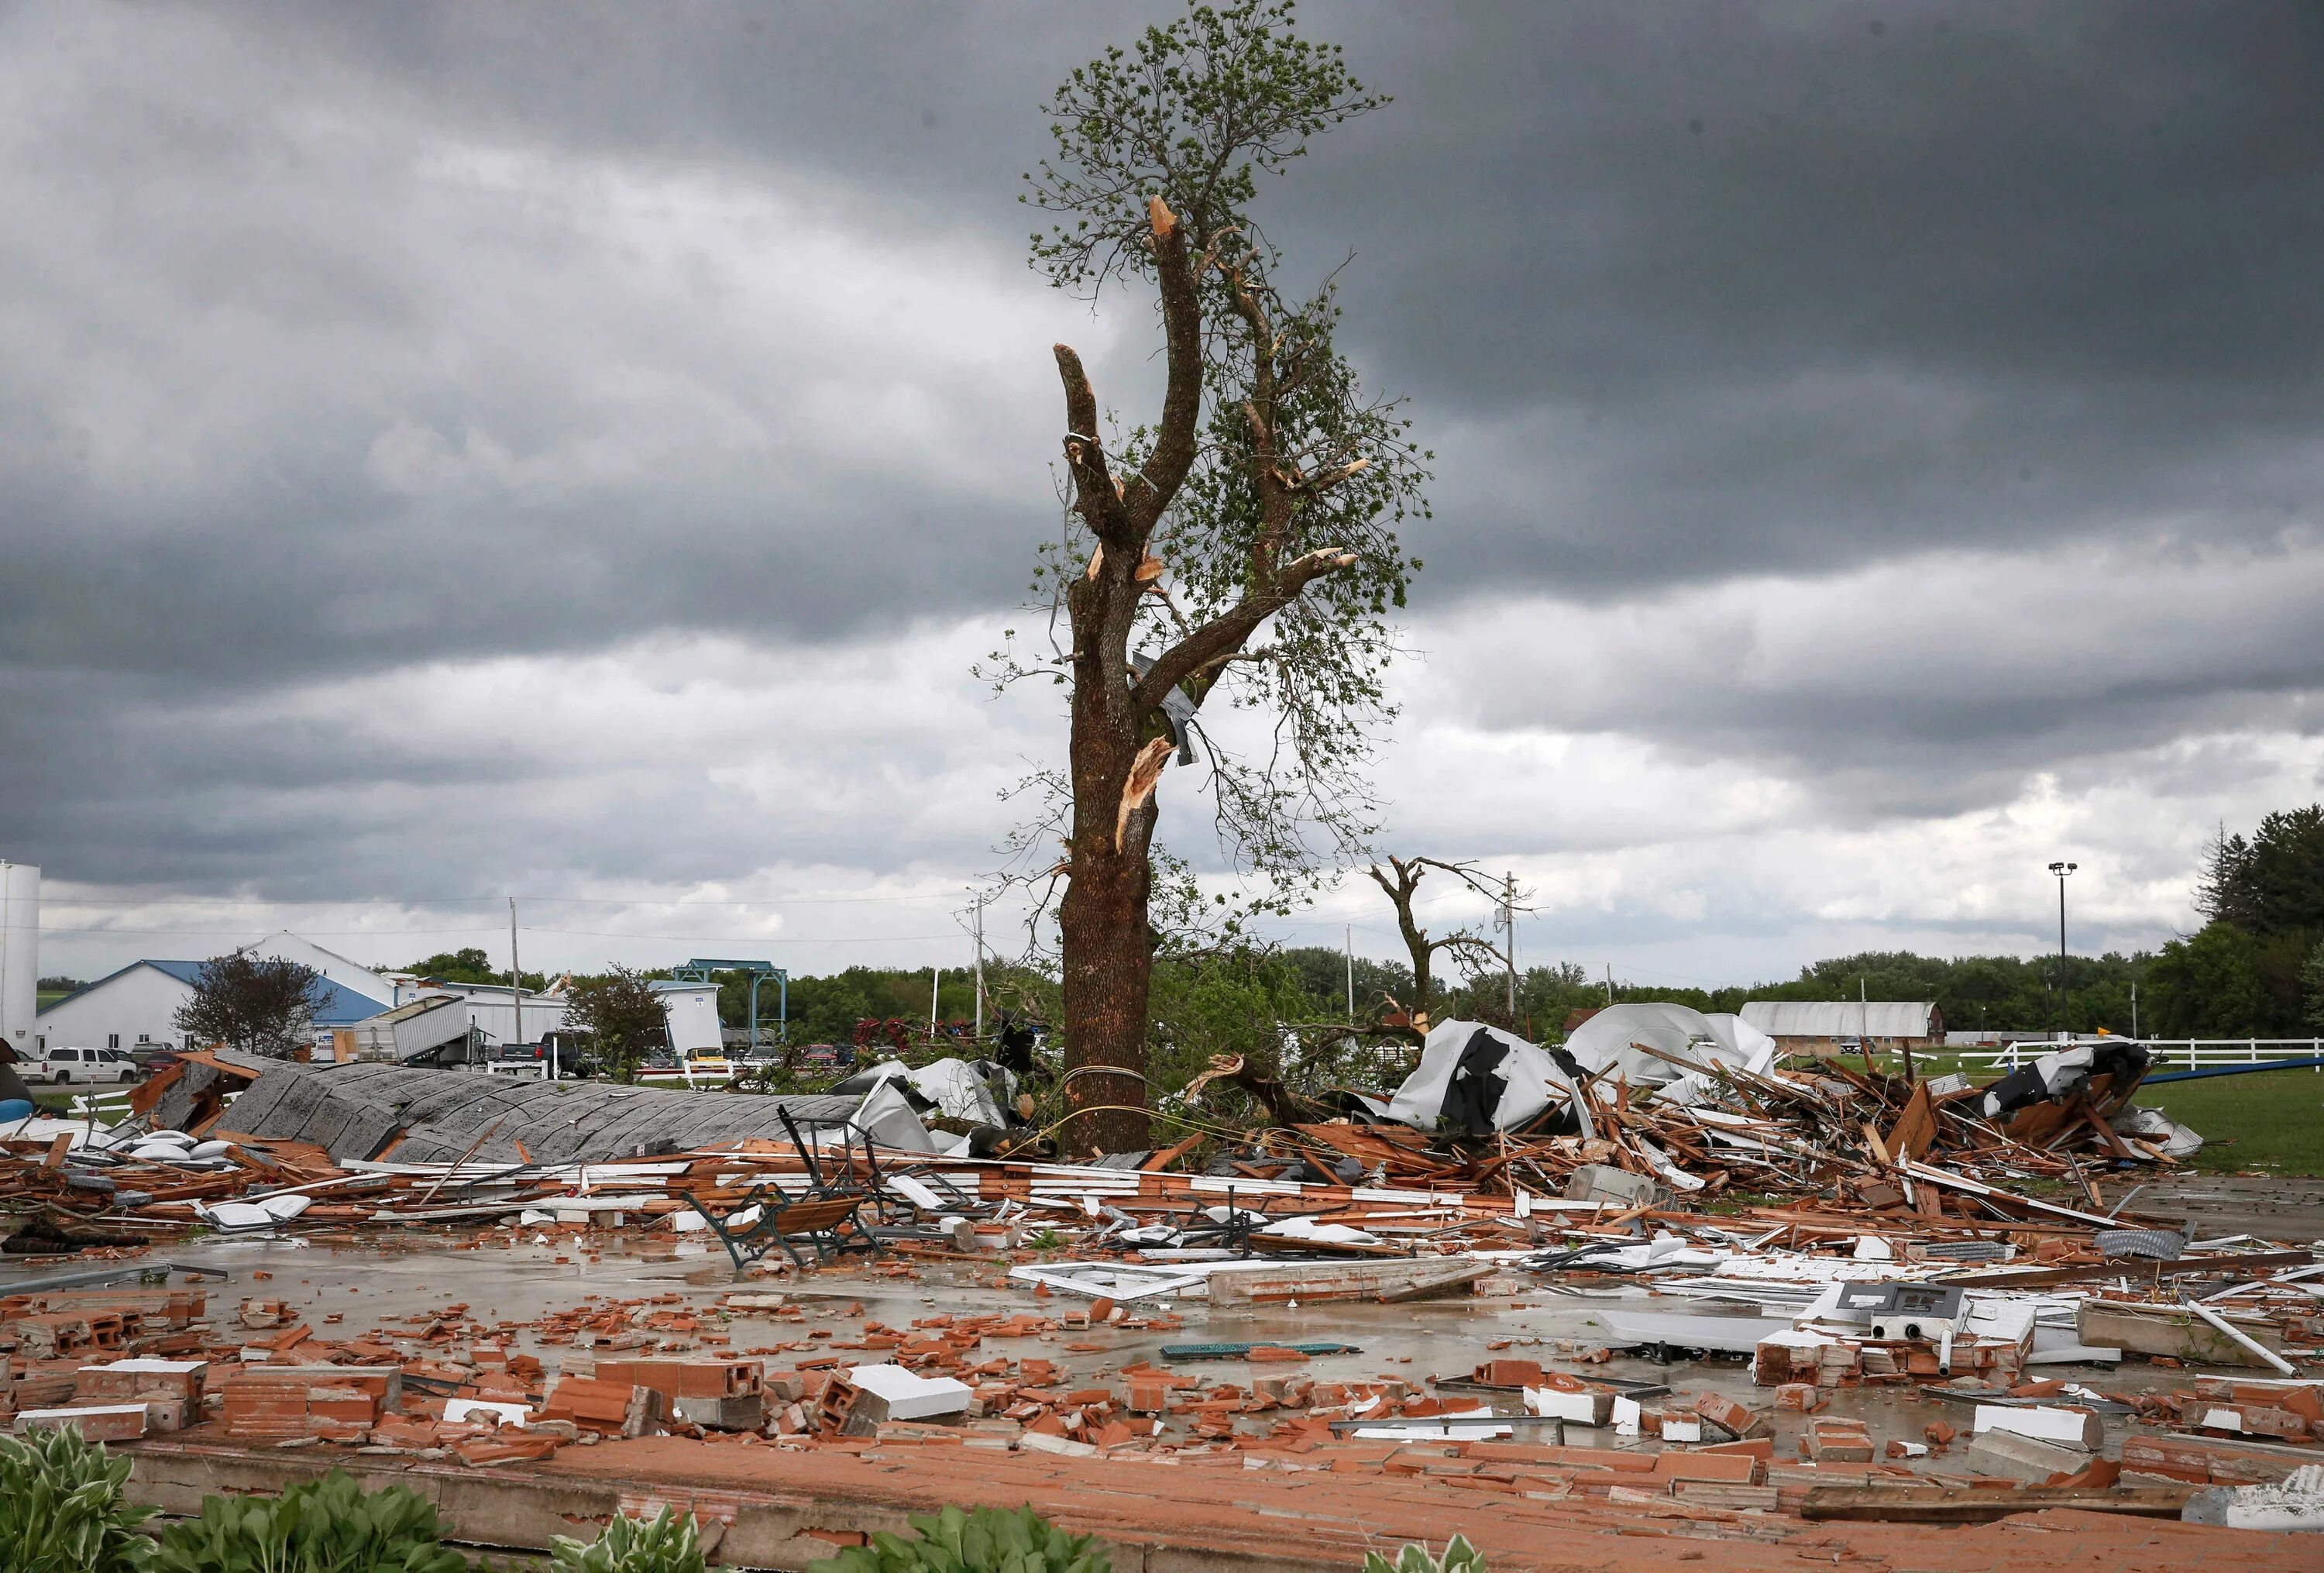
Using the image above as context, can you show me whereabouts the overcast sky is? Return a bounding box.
[5,2,2320,993]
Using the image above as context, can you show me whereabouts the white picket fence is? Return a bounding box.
[1958,1038,2324,1072]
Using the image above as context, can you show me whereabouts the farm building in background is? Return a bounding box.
[1738,1000,1944,1056]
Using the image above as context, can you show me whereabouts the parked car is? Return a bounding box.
[129,1042,182,1073]
[28,1045,140,1085]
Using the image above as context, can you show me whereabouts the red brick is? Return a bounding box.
[1474,1359,1546,1388]
[1651,1450,1762,1485]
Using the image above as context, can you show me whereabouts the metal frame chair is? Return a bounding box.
[695,1107,883,1277]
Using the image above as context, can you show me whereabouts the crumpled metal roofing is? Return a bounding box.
[184,1052,863,1165]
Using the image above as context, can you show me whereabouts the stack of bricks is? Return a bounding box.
[214,1365,392,1444]
[2121,1429,2322,1485]
[9,1313,99,1361]
[542,1375,666,1438]
[12,1402,153,1441]
[75,1358,207,1431]
[2172,1376,2324,1444]
[1755,1333,2023,1389]
[593,1358,763,1431]
[1693,1391,1771,1440]
[1800,1416,1875,1463]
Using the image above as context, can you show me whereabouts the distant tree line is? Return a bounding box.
[361,802,2324,1089]
[2174,804,2324,1035]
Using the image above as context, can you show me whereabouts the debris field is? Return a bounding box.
[2,1017,2320,1565]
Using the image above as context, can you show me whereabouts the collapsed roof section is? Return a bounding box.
[150,1051,884,1166]
[1559,1003,1779,1085]
[1376,1010,1779,1139]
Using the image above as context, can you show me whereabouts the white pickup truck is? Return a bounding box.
[25,1046,141,1085]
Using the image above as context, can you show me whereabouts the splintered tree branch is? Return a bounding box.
[1115,735,1175,853]
[1124,197,1204,534]
[1054,345,1133,548]
[1130,546,1359,712]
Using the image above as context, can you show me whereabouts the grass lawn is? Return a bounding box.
[2134,1068,2324,1176]
[1802,1051,2324,1179]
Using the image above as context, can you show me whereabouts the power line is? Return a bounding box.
[37,924,508,939]
[40,923,974,945]
[40,890,968,909]
[516,927,965,944]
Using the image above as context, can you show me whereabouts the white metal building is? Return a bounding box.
[0,860,36,1062]
[35,931,395,1054]
[651,981,724,1055]
[34,960,198,1053]
[36,959,392,1053]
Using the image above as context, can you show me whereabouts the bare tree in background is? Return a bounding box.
[171,954,325,1059]
[989,1,1432,1152]
[1366,855,1515,1038]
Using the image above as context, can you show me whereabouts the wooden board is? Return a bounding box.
[1883,1082,1937,1162]
[1800,1483,2192,1523]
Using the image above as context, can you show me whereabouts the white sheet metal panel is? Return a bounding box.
[1738,1000,1938,1039]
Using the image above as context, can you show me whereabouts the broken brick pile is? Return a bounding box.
[2,1241,2320,1557]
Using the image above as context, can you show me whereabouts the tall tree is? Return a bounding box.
[171,954,325,1059]
[1001,1,1429,1151]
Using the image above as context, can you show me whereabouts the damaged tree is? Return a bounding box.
[1366,855,1516,1038]
[1003,1,1430,1152]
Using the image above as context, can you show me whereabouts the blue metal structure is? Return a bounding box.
[2141,1055,2324,1083]
[670,959,787,1048]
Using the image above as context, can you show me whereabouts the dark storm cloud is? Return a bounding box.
[1274,5,2324,590]
[271,2,2324,589]
[2,0,2320,911]
[9,2,2320,663]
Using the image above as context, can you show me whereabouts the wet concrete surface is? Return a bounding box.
[2133,1173,2324,1242]
[92,1177,2315,1482]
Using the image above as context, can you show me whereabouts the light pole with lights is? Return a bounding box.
[2047,861,2076,1034]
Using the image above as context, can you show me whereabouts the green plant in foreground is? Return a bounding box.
[1364,1537,1485,1573]
[152,1469,465,1573]
[548,1506,704,1573]
[0,1424,156,1573]
[812,1505,1109,1573]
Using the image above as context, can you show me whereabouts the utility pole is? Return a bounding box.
[1501,872,1518,1023]
[2130,977,2140,1040]
[1604,963,1614,1007]
[1344,924,1355,1024]
[930,967,942,1043]
[972,896,986,1041]
[2048,861,2077,1036]
[507,897,522,1060]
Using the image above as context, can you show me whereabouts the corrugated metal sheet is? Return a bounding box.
[195,1052,867,1165]
[1738,1000,1938,1038]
